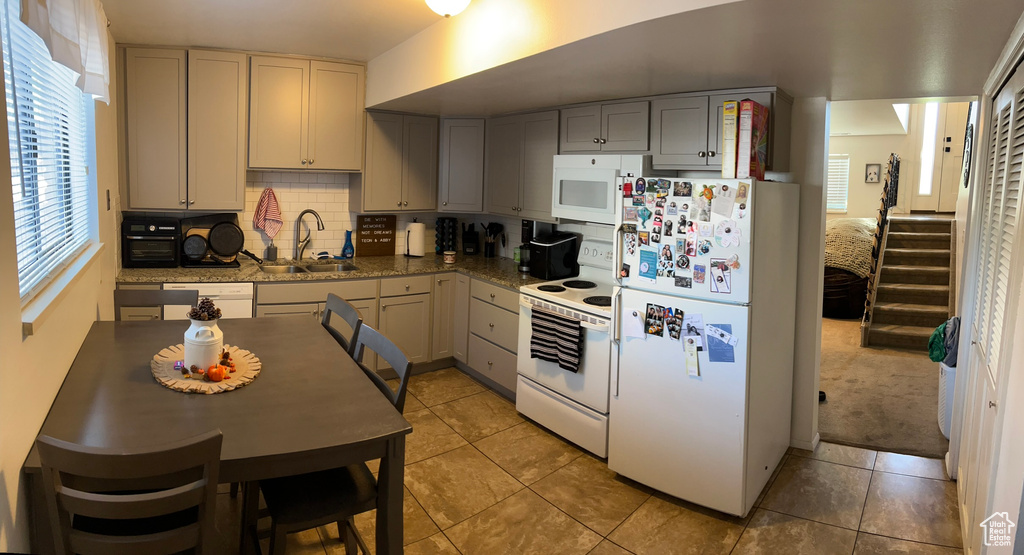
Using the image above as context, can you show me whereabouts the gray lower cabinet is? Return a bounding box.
[379,292,431,367]
[431,274,456,360]
[465,278,519,396]
[453,274,470,363]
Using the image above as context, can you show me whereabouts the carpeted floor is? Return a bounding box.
[818,317,950,458]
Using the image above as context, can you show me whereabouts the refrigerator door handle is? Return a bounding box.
[611,288,622,397]
[613,224,624,286]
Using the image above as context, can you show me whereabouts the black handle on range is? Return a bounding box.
[240,249,263,264]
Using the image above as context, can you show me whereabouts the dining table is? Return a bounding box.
[22,316,412,555]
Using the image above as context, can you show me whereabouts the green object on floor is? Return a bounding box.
[928,322,947,362]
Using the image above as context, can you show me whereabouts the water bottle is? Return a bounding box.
[341,230,355,259]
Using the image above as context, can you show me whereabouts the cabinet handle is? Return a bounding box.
[189,200,195,205]
[698,151,707,158]
[405,285,410,290]
[600,138,607,144]
[381,305,387,311]
[442,201,448,206]
[490,293,495,299]
[309,159,314,165]
[397,202,402,207]
[708,150,716,157]
[437,279,441,284]
[593,138,600,144]
[301,159,308,165]
[403,201,409,206]
[990,401,998,408]
[489,323,494,328]
[179,199,186,204]
[487,361,493,366]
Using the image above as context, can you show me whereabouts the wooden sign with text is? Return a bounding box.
[356,215,397,256]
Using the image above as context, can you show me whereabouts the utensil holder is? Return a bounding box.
[483,242,496,258]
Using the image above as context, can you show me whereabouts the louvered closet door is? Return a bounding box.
[960,63,1024,554]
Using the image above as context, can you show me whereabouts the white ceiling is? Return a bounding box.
[830,101,909,136]
[102,0,442,61]
[370,0,1023,116]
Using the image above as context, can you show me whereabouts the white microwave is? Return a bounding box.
[551,155,666,225]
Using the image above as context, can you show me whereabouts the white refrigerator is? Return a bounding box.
[608,177,799,517]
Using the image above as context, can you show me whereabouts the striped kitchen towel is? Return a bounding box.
[530,307,584,373]
[253,187,283,239]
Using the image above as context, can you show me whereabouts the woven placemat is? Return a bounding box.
[151,344,261,394]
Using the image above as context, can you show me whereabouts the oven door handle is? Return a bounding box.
[520,297,610,333]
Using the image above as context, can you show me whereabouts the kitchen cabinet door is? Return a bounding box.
[650,96,709,167]
[431,274,456,360]
[256,303,320,318]
[559,105,602,153]
[125,48,187,210]
[249,56,309,169]
[349,297,378,371]
[187,50,247,211]
[707,92,772,171]
[308,61,364,171]
[402,115,439,211]
[519,110,559,222]
[602,101,649,151]
[439,119,485,212]
[363,112,405,211]
[485,115,522,217]
[453,273,470,363]
[379,293,432,366]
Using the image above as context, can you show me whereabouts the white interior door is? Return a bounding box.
[912,102,971,212]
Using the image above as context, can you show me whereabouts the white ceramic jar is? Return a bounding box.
[184,319,223,370]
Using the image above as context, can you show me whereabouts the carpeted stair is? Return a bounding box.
[868,215,953,351]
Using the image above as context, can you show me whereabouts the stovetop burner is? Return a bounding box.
[563,280,597,289]
[583,296,612,307]
[538,285,567,293]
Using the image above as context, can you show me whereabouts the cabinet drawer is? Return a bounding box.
[468,333,518,393]
[257,280,377,304]
[470,279,519,312]
[380,275,432,297]
[470,298,518,353]
[256,303,320,318]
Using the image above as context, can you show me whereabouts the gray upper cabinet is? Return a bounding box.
[439,119,485,213]
[187,50,247,211]
[651,88,791,172]
[249,56,364,171]
[353,112,438,212]
[485,110,558,221]
[126,48,246,211]
[125,48,187,210]
[559,101,649,153]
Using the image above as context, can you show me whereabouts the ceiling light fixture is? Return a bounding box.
[426,0,470,18]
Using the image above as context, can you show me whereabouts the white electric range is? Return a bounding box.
[517,238,616,457]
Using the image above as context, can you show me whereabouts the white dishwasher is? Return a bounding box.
[163,282,254,319]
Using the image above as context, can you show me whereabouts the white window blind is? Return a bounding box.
[827,154,850,212]
[2,0,91,301]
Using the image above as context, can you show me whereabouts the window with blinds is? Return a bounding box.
[1,0,92,302]
[827,154,850,213]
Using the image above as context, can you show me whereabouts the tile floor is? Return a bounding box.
[214,368,964,555]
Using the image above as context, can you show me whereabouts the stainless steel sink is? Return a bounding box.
[306,262,358,272]
[259,265,308,274]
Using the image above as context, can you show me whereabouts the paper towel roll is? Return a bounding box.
[405,222,426,257]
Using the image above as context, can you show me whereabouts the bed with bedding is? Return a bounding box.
[823,217,876,319]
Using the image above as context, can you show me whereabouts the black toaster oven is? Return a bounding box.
[121,217,180,268]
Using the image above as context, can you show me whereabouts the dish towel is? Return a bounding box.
[253,187,283,239]
[530,307,584,373]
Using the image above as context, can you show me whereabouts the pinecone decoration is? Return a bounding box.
[186,297,222,321]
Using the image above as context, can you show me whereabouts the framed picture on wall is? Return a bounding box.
[865,163,881,183]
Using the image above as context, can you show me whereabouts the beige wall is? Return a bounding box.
[0,31,120,551]
[827,134,912,220]
[366,0,738,107]
[789,97,830,450]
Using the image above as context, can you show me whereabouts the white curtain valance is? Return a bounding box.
[20,0,109,103]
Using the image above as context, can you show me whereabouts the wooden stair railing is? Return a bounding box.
[861,153,901,346]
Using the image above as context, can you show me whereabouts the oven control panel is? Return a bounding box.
[578,239,614,271]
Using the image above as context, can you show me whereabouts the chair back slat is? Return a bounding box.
[69,523,201,555]
[36,430,222,555]
[352,325,412,412]
[113,289,200,321]
[321,293,363,356]
[59,479,206,520]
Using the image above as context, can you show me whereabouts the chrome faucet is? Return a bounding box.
[294,209,325,261]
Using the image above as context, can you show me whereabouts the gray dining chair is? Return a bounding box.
[36,429,223,555]
[113,289,200,321]
[321,293,363,357]
[259,325,413,555]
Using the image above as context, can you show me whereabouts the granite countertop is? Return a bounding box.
[117,255,544,290]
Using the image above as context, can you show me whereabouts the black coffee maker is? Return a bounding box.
[462,223,479,255]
